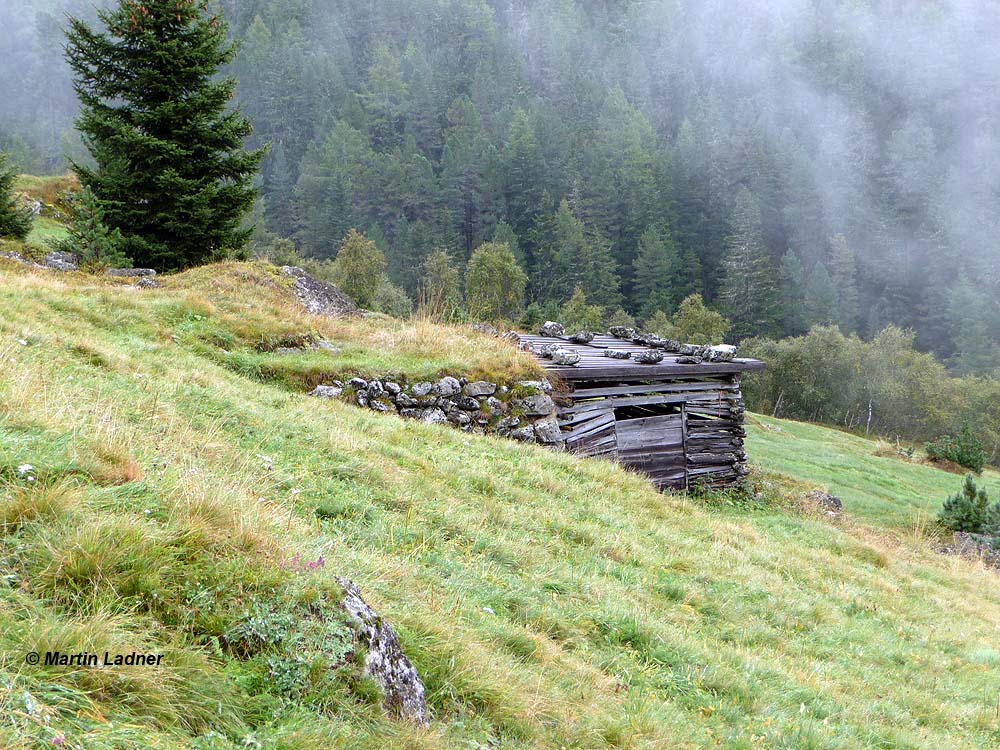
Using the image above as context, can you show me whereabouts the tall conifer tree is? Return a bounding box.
[720,187,780,339]
[65,0,265,270]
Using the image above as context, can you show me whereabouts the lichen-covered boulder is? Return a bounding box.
[456,396,481,411]
[420,408,448,424]
[537,343,562,358]
[706,345,737,362]
[448,410,472,426]
[539,321,565,337]
[550,349,581,366]
[335,577,429,726]
[517,394,556,416]
[395,393,418,408]
[281,266,359,317]
[675,355,701,364]
[107,267,157,278]
[510,426,536,441]
[661,339,682,353]
[411,381,434,397]
[533,417,564,445]
[517,379,553,393]
[634,350,664,364]
[43,251,78,272]
[633,333,665,347]
[463,381,496,397]
[568,330,595,344]
[608,326,636,340]
[604,349,632,359]
[435,376,461,397]
[309,385,343,399]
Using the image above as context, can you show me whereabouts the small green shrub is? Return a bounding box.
[373,279,413,319]
[58,186,130,269]
[938,474,994,533]
[926,425,987,473]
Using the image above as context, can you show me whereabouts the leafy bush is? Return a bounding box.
[465,241,527,322]
[519,302,544,331]
[332,229,386,308]
[742,325,1000,466]
[938,474,994,533]
[669,294,731,343]
[374,279,413,319]
[926,425,987,474]
[560,287,603,332]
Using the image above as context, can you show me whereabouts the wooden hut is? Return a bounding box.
[518,331,765,490]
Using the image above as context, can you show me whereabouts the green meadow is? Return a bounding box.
[1,259,998,749]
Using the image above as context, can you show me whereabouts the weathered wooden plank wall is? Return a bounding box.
[554,373,749,490]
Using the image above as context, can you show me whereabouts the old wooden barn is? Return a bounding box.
[519,331,765,490]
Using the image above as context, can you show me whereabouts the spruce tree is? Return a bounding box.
[938,474,992,533]
[804,262,839,327]
[527,191,562,303]
[778,249,809,336]
[720,187,780,339]
[632,225,682,320]
[0,152,32,240]
[65,0,265,270]
[829,234,860,333]
[59,186,130,269]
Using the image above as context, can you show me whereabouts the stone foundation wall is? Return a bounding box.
[309,376,564,447]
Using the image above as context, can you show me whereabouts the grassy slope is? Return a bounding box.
[2,260,1000,750]
[747,414,1000,529]
[13,174,77,250]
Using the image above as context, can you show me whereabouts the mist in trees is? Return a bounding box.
[2,0,998,374]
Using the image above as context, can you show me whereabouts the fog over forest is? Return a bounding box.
[2,0,998,372]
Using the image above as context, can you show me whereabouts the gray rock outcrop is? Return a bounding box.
[281,265,359,317]
[43,251,78,272]
[107,267,157,277]
[335,577,429,726]
[805,490,843,515]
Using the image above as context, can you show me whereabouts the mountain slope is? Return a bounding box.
[2,260,999,750]
[747,415,1000,530]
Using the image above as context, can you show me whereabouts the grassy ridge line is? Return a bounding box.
[747,413,1000,529]
[1,261,1000,749]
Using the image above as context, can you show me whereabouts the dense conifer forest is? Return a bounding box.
[2,0,998,373]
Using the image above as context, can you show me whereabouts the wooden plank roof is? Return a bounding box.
[518,333,766,381]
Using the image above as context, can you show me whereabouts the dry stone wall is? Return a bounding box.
[310,375,563,447]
